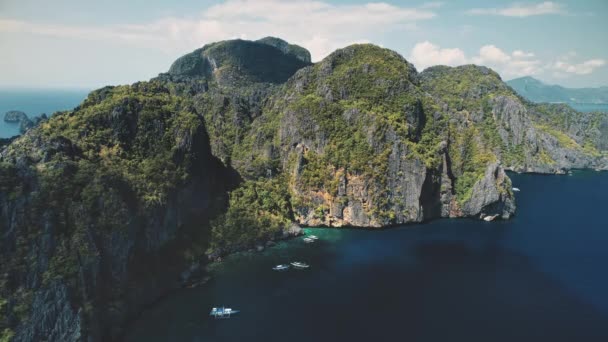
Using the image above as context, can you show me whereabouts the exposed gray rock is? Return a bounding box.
[490,96,608,173]
[462,162,515,219]
[4,111,28,123]
[13,282,83,342]
[256,36,312,63]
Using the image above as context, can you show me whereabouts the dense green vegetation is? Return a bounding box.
[530,103,608,151]
[449,124,497,204]
[169,39,310,86]
[209,177,292,252]
[242,45,442,220]
[419,66,511,203]
[32,82,203,206]
[420,65,515,110]
[0,80,220,339]
[0,295,11,342]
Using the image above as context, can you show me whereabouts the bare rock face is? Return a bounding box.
[0,85,232,341]
[166,39,311,86]
[490,95,608,173]
[220,44,521,229]
[3,110,28,123]
[12,282,83,342]
[256,36,312,63]
[461,162,515,219]
[492,96,528,146]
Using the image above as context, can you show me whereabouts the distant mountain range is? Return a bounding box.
[507,76,608,104]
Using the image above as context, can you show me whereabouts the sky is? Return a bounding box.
[0,0,607,89]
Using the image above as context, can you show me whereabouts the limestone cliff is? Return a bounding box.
[0,83,231,341]
[420,65,608,174]
[227,45,514,228]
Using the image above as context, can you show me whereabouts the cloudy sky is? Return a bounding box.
[1,0,606,88]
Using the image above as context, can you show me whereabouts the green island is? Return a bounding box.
[1,37,607,341]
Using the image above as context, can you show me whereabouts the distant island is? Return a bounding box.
[3,110,48,135]
[507,76,608,104]
[3,110,29,123]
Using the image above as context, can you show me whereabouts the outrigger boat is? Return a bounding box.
[272,264,290,271]
[290,261,310,269]
[210,306,239,319]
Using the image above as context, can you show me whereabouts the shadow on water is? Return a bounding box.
[125,231,608,342]
[125,171,608,342]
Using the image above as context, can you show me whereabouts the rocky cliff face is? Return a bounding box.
[224,45,515,229]
[0,38,606,341]
[0,83,231,341]
[419,65,608,174]
[166,38,310,86]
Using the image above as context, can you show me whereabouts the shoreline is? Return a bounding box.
[121,168,604,338]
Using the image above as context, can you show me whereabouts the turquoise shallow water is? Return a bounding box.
[126,171,608,342]
[0,89,89,138]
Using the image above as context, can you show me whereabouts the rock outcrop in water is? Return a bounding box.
[3,111,48,135]
[1,38,607,341]
[3,111,28,123]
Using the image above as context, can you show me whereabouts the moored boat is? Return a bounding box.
[272,264,290,271]
[290,261,310,269]
[303,237,315,243]
[210,307,240,319]
[512,187,520,192]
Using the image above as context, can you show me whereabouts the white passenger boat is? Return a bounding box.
[290,262,310,269]
[272,264,290,271]
[210,307,239,319]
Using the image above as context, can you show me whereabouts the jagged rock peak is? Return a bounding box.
[167,37,312,85]
[321,43,418,73]
[256,36,311,63]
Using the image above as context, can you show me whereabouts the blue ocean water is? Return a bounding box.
[126,171,608,342]
[0,89,89,138]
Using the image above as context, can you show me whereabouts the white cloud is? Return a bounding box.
[468,1,564,17]
[0,0,436,61]
[419,2,444,9]
[473,45,511,64]
[471,45,543,77]
[409,41,607,81]
[553,59,606,75]
[409,42,542,78]
[513,50,535,58]
[408,41,467,70]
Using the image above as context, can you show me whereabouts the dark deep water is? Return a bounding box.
[126,171,608,342]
